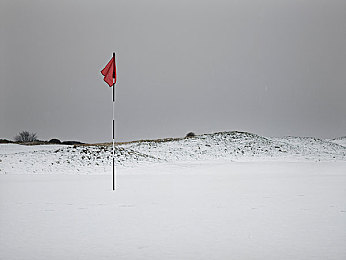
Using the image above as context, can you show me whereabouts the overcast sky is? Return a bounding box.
[1,0,345,143]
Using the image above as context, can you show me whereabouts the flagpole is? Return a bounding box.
[112,52,116,191]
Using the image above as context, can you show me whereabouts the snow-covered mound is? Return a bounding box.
[123,131,346,162]
[0,144,159,174]
[330,136,346,147]
[273,136,346,160]
[1,131,345,174]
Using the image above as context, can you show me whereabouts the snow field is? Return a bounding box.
[1,133,345,259]
[1,161,346,260]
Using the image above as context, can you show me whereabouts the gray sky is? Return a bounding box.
[1,0,346,143]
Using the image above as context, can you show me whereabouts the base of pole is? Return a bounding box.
[113,158,115,190]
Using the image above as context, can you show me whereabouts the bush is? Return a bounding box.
[0,139,13,144]
[14,131,38,142]
[62,141,84,145]
[185,132,196,138]
[49,139,61,144]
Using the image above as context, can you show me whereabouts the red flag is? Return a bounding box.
[101,56,116,87]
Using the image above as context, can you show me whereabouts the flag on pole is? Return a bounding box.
[101,53,117,190]
[101,56,116,87]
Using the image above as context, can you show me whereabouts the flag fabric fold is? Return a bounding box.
[101,56,116,87]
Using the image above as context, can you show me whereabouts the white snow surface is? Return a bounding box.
[1,161,346,259]
[1,132,346,259]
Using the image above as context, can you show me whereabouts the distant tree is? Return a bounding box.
[185,132,196,138]
[14,131,38,142]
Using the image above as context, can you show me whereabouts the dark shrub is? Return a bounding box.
[49,139,61,144]
[185,132,196,138]
[0,139,13,144]
[62,141,84,145]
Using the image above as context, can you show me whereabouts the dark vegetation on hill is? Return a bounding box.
[0,139,14,144]
[0,138,84,146]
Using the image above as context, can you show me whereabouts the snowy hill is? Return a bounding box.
[123,131,346,162]
[1,131,345,174]
[330,136,346,147]
[0,144,159,175]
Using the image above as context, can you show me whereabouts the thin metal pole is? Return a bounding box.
[112,52,116,191]
[112,82,115,190]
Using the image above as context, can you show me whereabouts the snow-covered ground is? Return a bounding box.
[1,161,346,260]
[330,136,346,148]
[1,132,346,259]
